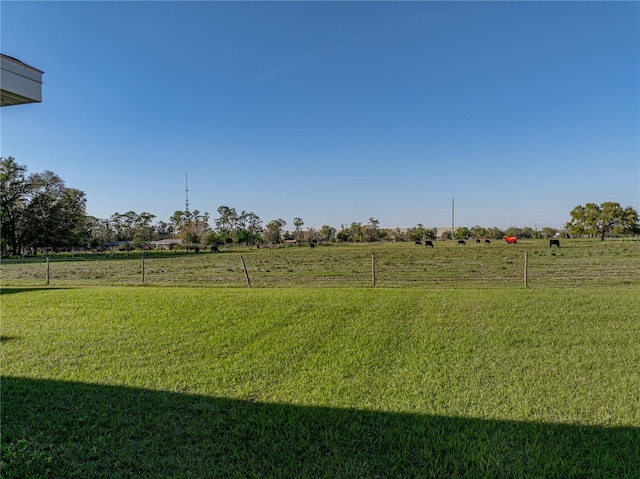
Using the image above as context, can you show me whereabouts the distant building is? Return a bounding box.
[150,239,182,249]
[1,54,43,107]
[436,227,453,237]
[102,241,132,250]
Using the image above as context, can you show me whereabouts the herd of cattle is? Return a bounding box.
[414,238,561,247]
[208,239,561,252]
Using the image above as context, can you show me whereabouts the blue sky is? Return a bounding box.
[2,1,638,231]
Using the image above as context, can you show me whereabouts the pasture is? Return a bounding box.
[1,238,638,288]
[2,240,639,477]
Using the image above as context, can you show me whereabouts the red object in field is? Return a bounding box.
[504,236,517,244]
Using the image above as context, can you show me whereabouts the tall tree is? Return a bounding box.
[470,225,488,239]
[0,157,28,255]
[236,211,262,245]
[486,227,505,240]
[386,228,407,242]
[190,209,210,244]
[504,226,523,238]
[424,228,437,240]
[319,225,336,242]
[169,209,209,244]
[155,220,174,238]
[134,212,157,242]
[107,211,156,242]
[566,202,639,240]
[263,219,286,244]
[212,207,260,244]
[348,222,364,242]
[519,227,539,239]
[303,227,318,243]
[22,171,88,251]
[408,224,426,242]
[169,210,185,238]
[440,230,453,241]
[87,216,114,247]
[541,227,559,239]
[1,158,87,254]
[293,217,304,241]
[363,217,380,242]
[215,206,238,241]
[454,226,471,240]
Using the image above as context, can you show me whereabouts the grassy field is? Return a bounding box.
[2,284,640,478]
[1,238,639,288]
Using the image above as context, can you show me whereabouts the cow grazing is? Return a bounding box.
[485,239,491,244]
[310,243,316,249]
[211,246,220,253]
[476,239,481,244]
[415,240,422,245]
[425,240,434,248]
[549,239,560,248]
[504,236,517,244]
[458,240,466,245]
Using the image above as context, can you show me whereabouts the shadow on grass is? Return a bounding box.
[1,250,219,265]
[0,287,70,296]
[2,376,638,478]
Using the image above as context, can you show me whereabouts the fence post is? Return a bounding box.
[372,253,376,286]
[141,255,145,283]
[524,252,528,288]
[46,256,50,285]
[241,255,251,287]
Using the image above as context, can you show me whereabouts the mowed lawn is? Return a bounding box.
[2,286,639,478]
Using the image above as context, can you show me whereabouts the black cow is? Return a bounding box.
[425,240,434,248]
[549,239,560,248]
[415,240,422,245]
[211,246,220,253]
[485,239,491,244]
[476,239,481,244]
[458,240,466,245]
[310,243,316,249]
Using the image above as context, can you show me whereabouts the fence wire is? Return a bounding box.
[2,241,638,289]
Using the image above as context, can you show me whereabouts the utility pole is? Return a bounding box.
[451,197,454,244]
[185,174,191,251]
[448,197,457,244]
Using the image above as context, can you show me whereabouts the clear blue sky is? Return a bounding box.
[2,1,638,231]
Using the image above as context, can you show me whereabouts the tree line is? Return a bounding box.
[2,158,639,256]
[1,158,87,256]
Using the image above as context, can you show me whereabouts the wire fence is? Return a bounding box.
[2,240,638,289]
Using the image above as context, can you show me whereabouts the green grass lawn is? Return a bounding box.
[2,286,639,477]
